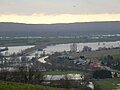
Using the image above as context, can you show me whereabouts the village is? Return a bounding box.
[0,43,120,90]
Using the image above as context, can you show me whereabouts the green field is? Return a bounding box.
[101,54,120,60]
[0,81,67,90]
[43,71,89,76]
[112,54,120,60]
[0,36,120,47]
[95,79,120,90]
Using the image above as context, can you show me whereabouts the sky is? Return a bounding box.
[0,0,120,24]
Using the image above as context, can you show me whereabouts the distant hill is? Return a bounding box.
[0,21,120,37]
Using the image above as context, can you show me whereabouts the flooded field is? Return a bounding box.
[1,41,120,55]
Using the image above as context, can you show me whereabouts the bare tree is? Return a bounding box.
[70,43,77,52]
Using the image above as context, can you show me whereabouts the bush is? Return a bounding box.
[93,70,112,79]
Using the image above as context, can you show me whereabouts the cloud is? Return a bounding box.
[0,13,120,24]
[0,0,120,15]
[0,0,120,24]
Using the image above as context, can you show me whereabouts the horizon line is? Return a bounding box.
[0,20,120,25]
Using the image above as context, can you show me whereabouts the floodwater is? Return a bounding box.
[38,56,48,63]
[44,41,120,54]
[44,74,84,80]
[0,45,35,55]
[0,41,120,55]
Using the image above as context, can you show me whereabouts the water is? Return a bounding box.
[43,41,120,54]
[0,45,35,55]
[38,56,48,63]
[44,74,83,80]
[1,41,120,55]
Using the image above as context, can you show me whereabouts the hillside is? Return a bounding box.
[0,21,120,37]
[0,81,66,90]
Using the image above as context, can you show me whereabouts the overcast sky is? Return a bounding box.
[0,0,120,14]
[0,0,120,24]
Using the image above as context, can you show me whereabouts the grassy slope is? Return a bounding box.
[0,81,66,90]
[95,79,120,90]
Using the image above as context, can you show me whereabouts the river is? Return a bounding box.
[44,41,120,54]
[0,41,120,55]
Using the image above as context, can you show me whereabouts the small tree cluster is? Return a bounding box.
[93,69,112,79]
